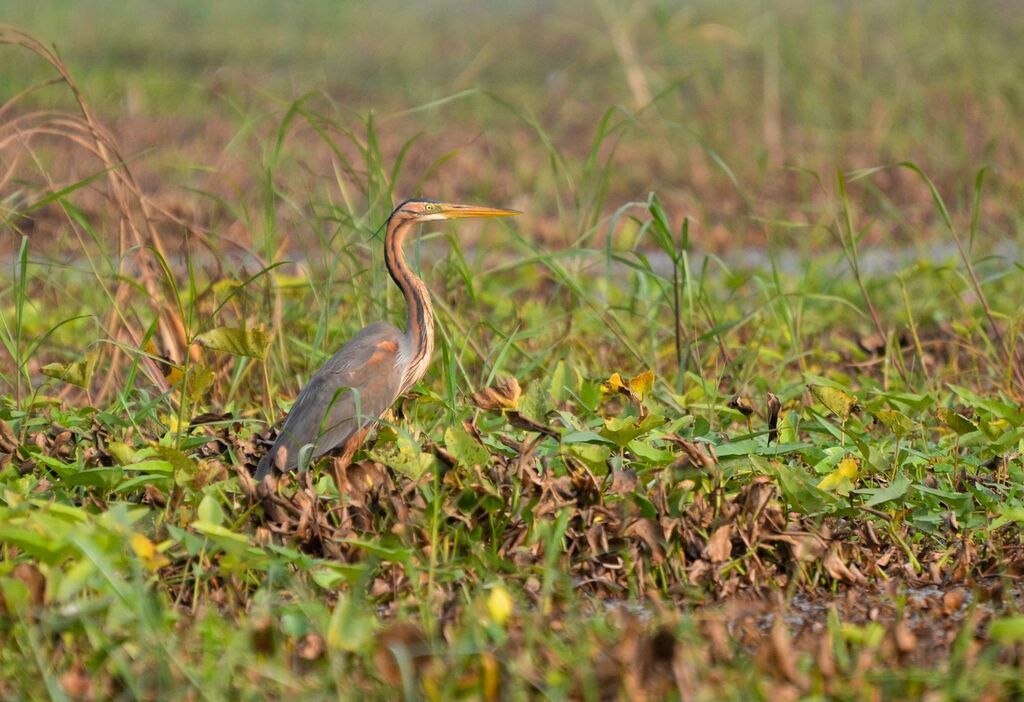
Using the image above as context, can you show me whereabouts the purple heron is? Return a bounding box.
[254,199,520,482]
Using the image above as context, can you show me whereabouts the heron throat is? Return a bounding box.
[384,213,435,393]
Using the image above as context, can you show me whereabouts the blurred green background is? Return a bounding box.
[2,0,1023,250]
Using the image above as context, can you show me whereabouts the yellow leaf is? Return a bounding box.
[144,339,182,385]
[628,370,655,401]
[486,585,514,626]
[482,653,500,701]
[605,372,625,392]
[818,456,860,491]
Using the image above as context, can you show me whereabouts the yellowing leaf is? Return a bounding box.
[605,370,655,403]
[936,407,977,435]
[367,432,435,478]
[873,408,916,438]
[130,533,169,571]
[41,352,98,389]
[181,365,215,403]
[194,326,272,360]
[809,385,858,421]
[628,370,654,401]
[818,456,860,492]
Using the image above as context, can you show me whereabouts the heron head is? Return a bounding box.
[396,198,521,223]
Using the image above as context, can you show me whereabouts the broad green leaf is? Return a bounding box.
[599,414,665,448]
[548,360,569,403]
[568,442,611,470]
[858,474,912,507]
[107,441,138,465]
[194,326,272,360]
[197,493,225,526]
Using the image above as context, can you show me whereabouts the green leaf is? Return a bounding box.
[194,326,272,360]
[519,381,548,422]
[936,407,977,435]
[989,616,1024,644]
[858,474,912,508]
[548,360,570,403]
[567,442,611,470]
[326,593,376,652]
[599,414,665,448]
[444,425,489,467]
[197,494,225,526]
[107,441,138,465]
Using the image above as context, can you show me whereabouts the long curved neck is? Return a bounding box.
[384,214,435,392]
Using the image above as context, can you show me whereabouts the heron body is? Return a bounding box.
[254,199,519,480]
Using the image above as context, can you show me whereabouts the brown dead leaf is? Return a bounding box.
[823,543,866,584]
[728,395,755,417]
[892,621,917,654]
[627,518,666,565]
[60,660,92,700]
[706,524,733,563]
[768,619,808,689]
[609,468,638,495]
[297,633,325,661]
[0,419,17,453]
[471,376,521,411]
[766,392,782,444]
[373,621,427,686]
[941,590,966,616]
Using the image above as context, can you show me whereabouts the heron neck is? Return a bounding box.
[384,215,435,391]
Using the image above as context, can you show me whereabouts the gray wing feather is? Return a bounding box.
[255,323,405,478]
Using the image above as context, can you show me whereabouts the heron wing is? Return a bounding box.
[255,323,405,477]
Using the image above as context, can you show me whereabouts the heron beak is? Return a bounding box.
[437,203,522,220]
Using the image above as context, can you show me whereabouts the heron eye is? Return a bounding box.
[424,203,437,211]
